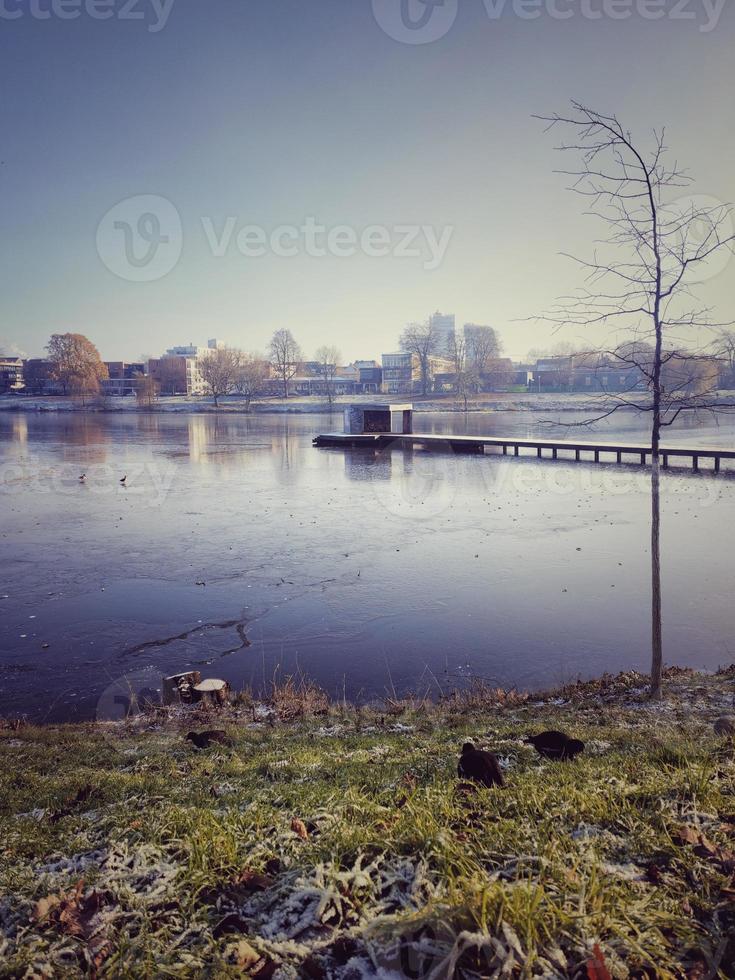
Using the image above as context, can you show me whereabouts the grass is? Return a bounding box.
[1,668,734,978]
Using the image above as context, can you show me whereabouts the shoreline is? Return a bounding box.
[3,390,735,416]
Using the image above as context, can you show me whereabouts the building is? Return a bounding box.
[381,351,454,394]
[101,362,145,396]
[381,352,413,393]
[20,359,62,395]
[147,340,221,396]
[0,356,24,393]
[429,311,455,352]
[353,360,382,393]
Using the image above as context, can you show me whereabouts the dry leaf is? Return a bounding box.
[33,880,115,971]
[587,943,612,980]
[291,818,309,840]
[672,825,735,871]
[226,939,261,969]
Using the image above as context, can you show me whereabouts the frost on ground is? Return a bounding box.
[1,666,734,977]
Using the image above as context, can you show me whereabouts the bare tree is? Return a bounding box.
[199,347,243,407]
[134,371,158,408]
[446,328,475,410]
[537,101,734,699]
[314,345,341,406]
[716,329,735,379]
[268,329,302,398]
[465,325,501,387]
[399,320,440,396]
[234,352,269,410]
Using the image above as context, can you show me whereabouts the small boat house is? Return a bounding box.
[342,403,413,435]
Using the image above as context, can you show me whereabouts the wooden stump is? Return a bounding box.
[193,678,230,706]
[162,671,202,705]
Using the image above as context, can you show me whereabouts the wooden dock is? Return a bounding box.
[313,432,735,473]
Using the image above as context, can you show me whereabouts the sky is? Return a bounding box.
[1,0,734,363]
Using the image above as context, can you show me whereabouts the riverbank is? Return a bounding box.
[2,667,734,977]
[4,391,735,415]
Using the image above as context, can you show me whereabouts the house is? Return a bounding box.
[353,360,382,393]
[381,352,454,394]
[102,362,146,396]
[0,356,24,393]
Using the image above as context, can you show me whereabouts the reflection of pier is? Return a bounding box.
[313,432,735,474]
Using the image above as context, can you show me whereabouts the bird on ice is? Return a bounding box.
[457,742,504,788]
[119,475,127,485]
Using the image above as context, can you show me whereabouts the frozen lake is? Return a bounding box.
[1,409,734,721]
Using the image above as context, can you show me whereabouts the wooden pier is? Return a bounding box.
[313,431,735,473]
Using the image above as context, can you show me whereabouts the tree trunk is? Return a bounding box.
[650,425,663,699]
[650,307,664,699]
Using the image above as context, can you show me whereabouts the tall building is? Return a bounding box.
[429,311,455,353]
[147,340,220,396]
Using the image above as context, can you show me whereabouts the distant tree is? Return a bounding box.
[234,352,270,410]
[446,329,475,410]
[464,325,501,384]
[155,357,184,396]
[716,329,735,377]
[46,333,107,398]
[399,320,440,396]
[268,329,302,398]
[314,345,341,406]
[537,101,734,699]
[199,347,244,407]
[134,371,158,408]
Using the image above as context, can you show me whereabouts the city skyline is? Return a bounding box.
[2,2,734,363]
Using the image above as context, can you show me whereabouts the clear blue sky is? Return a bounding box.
[1,0,733,362]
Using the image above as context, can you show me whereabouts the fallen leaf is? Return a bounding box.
[225,939,263,970]
[33,880,115,971]
[291,818,309,840]
[672,824,735,871]
[587,943,612,980]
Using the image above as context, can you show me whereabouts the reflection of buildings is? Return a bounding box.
[343,448,392,481]
[12,415,27,445]
[187,415,209,463]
